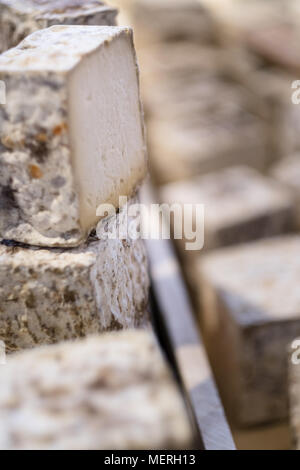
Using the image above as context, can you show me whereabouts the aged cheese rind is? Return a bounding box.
[0,331,193,450]
[198,236,300,426]
[0,0,118,53]
[0,199,150,353]
[0,26,147,246]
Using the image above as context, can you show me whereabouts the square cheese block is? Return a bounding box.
[141,43,223,84]
[0,0,118,53]
[148,97,267,184]
[0,330,193,450]
[245,24,300,74]
[128,0,215,46]
[140,46,228,123]
[289,344,300,450]
[201,0,287,46]
[272,153,300,191]
[278,104,300,159]
[235,67,300,161]
[197,236,300,427]
[161,166,295,256]
[0,199,150,353]
[271,154,300,226]
[0,25,147,246]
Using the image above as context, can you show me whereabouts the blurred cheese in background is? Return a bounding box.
[110,0,277,184]
[148,108,267,184]
[161,166,295,257]
[107,0,300,450]
[111,0,300,181]
[198,236,300,427]
[272,153,300,228]
[201,0,291,45]
[129,0,215,45]
[202,0,300,160]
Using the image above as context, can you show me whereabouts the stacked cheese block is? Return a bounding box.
[0,330,193,450]
[0,5,195,451]
[0,0,118,53]
[0,23,150,353]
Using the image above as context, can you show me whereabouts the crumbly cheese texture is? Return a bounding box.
[0,331,193,450]
[198,236,300,426]
[0,0,118,52]
[0,25,147,246]
[0,199,150,353]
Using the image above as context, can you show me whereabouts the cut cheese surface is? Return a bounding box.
[0,26,147,246]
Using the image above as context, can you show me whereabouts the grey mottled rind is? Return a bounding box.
[198,236,300,427]
[0,0,118,53]
[0,71,78,246]
[0,331,193,450]
[0,199,150,353]
[0,26,147,247]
